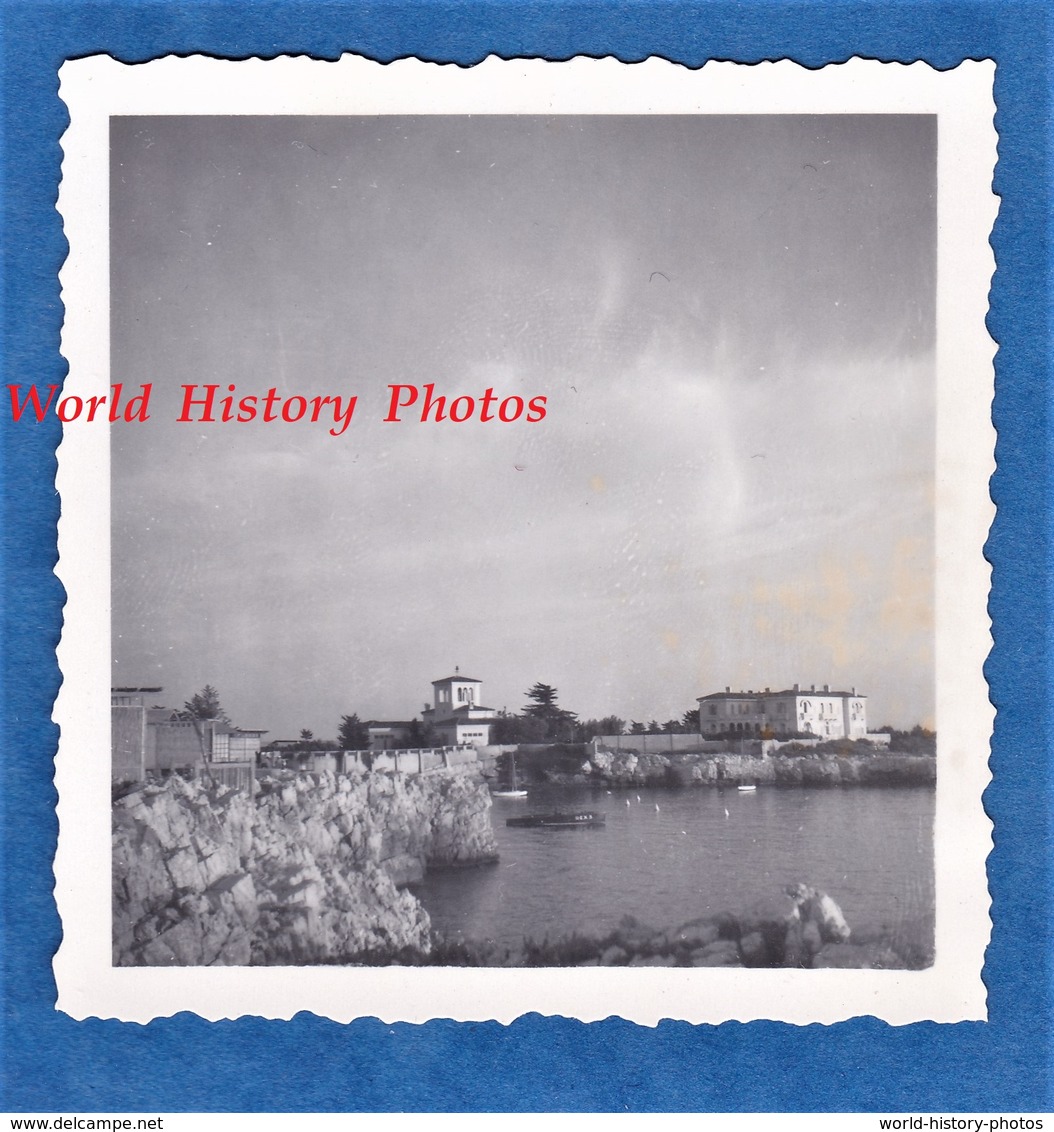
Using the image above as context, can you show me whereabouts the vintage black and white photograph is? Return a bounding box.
[52,56,994,1024]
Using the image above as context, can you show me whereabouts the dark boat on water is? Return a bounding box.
[506,810,606,829]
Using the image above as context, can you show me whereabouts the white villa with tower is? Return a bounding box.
[697,683,869,740]
[367,667,497,751]
[365,672,874,749]
[421,669,497,746]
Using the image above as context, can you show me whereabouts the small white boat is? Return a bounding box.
[492,750,528,798]
[737,784,758,792]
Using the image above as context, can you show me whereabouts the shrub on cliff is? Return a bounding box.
[874,725,937,756]
[514,743,591,781]
[809,738,883,757]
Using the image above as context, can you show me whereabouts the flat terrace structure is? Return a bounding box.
[366,720,414,752]
[111,687,165,781]
[112,687,267,785]
[697,684,868,740]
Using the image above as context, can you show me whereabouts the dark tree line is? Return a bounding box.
[183,682,708,758]
[492,684,703,743]
[875,724,937,755]
[182,683,936,761]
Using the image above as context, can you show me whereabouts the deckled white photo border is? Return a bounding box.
[53,54,996,1025]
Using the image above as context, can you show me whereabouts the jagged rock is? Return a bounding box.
[690,940,741,967]
[787,883,851,943]
[738,931,770,966]
[613,915,655,953]
[382,853,426,886]
[783,918,824,967]
[669,917,721,950]
[115,781,913,971]
[113,767,496,967]
[583,750,934,789]
[735,892,802,966]
[799,758,841,786]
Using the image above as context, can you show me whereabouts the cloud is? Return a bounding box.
[110,114,937,733]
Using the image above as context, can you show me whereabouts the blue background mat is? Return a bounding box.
[1,1,1050,1113]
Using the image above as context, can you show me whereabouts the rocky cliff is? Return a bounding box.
[112,766,498,967]
[112,766,929,971]
[581,748,935,788]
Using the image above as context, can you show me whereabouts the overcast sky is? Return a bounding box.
[110,114,936,736]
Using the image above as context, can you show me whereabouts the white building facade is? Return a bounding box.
[697,684,868,739]
[422,670,496,747]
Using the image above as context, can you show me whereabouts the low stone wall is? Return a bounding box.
[578,749,935,788]
[591,733,708,755]
[112,765,498,967]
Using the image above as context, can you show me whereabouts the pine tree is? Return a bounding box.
[338,713,369,750]
[523,682,578,741]
[182,684,229,722]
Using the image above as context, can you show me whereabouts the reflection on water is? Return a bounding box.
[413,783,934,954]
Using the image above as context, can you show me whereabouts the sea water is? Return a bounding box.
[413,782,934,955]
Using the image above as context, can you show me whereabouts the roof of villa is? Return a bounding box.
[698,688,867,701]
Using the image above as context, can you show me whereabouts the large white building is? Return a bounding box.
[697,684,868,740]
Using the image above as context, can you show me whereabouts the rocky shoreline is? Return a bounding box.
[113,768,931,970]
[563,747,936,788]
[112,768,497,966]
[345,883,933,970]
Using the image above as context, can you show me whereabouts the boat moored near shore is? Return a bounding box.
[506,810,606,829]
